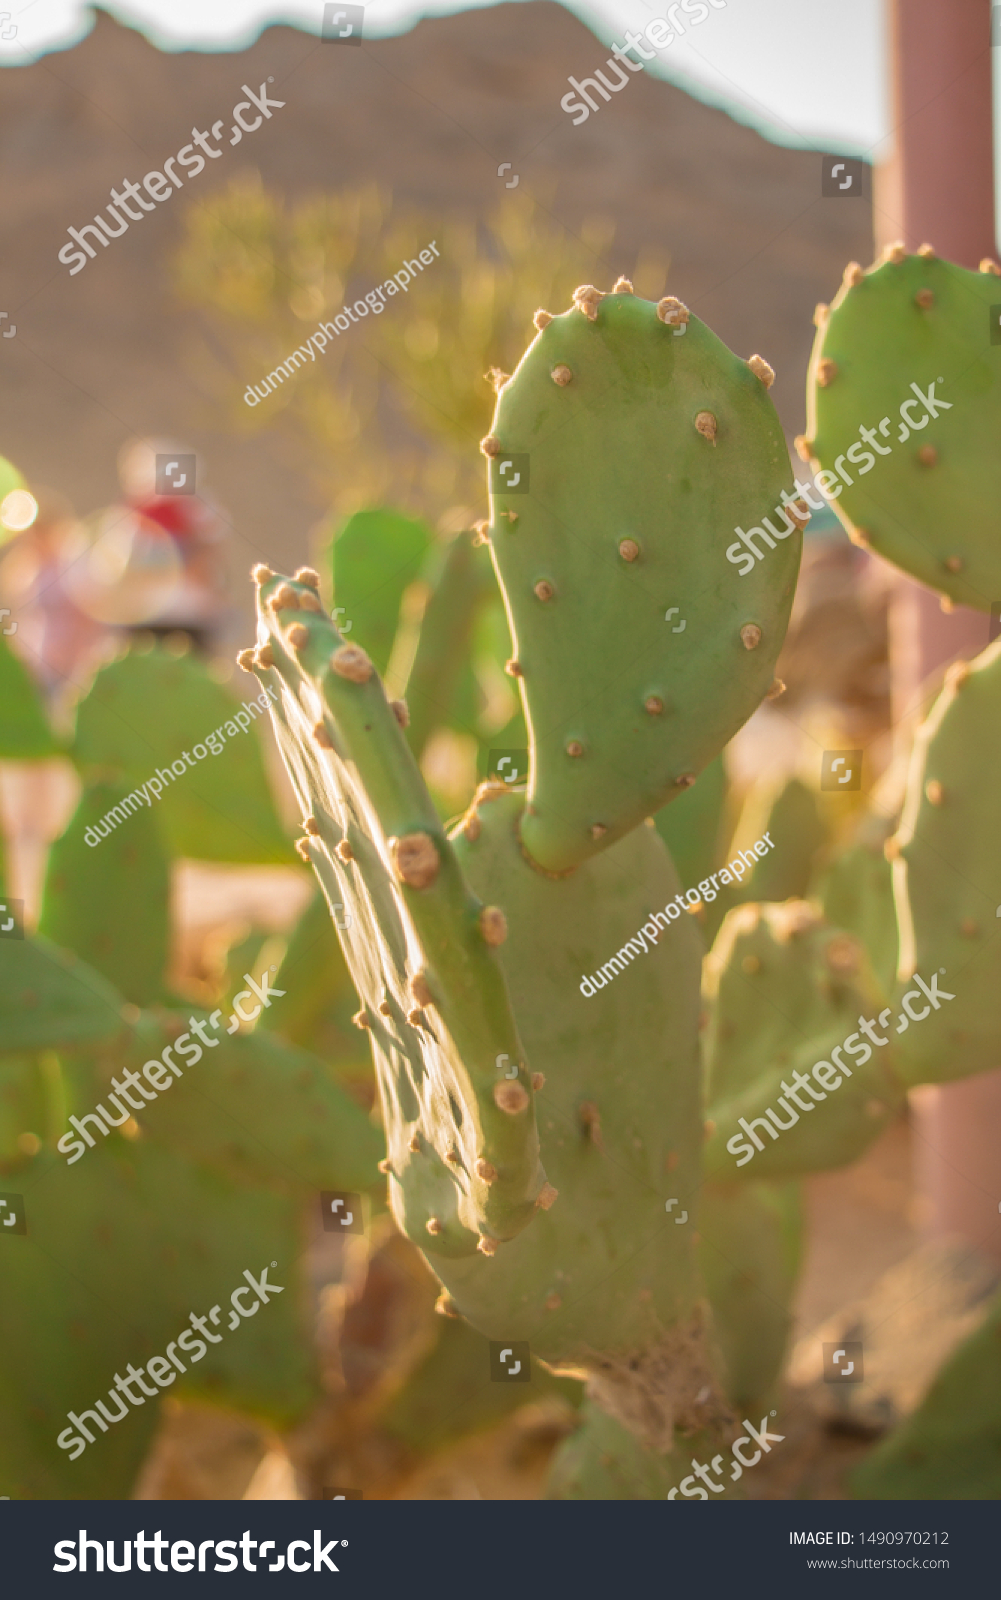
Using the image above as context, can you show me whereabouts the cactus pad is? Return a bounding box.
[804,249,1001,609]
[703,902,905,1180]
[244,569,547,1259]
[484,284,798,873]
[888,640,1001,1085]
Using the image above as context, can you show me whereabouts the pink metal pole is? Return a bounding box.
[876,0,1001,1265]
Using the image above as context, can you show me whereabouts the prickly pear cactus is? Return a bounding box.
[242,567,547,1259]
[483,282,799,873]
[887,640,1001,1085]
[802,246,1001,609]
[39,781,171,1008]
[703,902,905,1181]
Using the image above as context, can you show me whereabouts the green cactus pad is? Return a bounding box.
[119,1010,383,1193]
[804,249,1001,609]
[0,1141,315,1498]
[0,934,125,1055]
[888,641,1001,1084]
[850,1285,1001,1500]
[816,808,898,1001]
[331,508,433,677]
[72,644,289,863]
[438,793,725,1450]
[485,285,798,872]
[703,902,905,1181]
[245,569,546,1259]
[699,1179,802,1415]
[0,635,59,759]
[39,781,170,1007]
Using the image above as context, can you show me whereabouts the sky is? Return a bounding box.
[0,0,892,155]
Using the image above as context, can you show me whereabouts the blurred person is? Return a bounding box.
[114,435,230,652]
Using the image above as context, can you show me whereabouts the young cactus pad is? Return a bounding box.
[484,283,799,873]
[803,249,1001,610]
[241,569,546,1259]
[888,639,1001,1085]
[702,902,904,1181]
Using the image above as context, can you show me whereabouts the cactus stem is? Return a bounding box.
[389,832,440,888]
[551,364,573,386]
